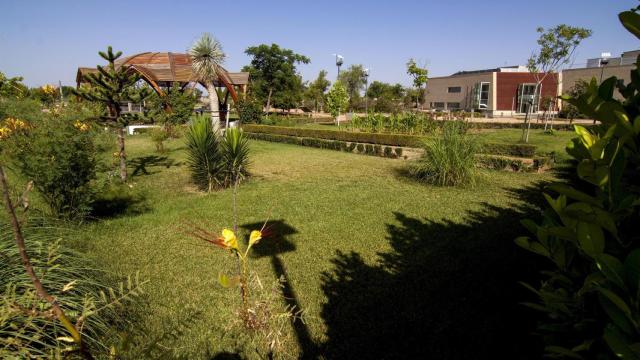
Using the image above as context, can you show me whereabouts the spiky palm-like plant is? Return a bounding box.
[189,33,226,134]
[221,128,250,187]
[185,115,222,192]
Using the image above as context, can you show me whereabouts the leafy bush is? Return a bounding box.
[394,147,403,157]
[185,115,222,191]
[236,98,263,124]
[356,143,364,153]
[515,9,640,358]
[8,111,97,219]
[146,83,197,126]
[410,121,478,186]
[383,146,393,157]
[149,127,169,152]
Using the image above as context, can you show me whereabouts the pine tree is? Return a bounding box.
[73,46,150,181]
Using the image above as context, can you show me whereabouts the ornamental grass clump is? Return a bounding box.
[410,120,478,186]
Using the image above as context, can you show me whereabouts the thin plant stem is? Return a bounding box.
[0,165,94,360]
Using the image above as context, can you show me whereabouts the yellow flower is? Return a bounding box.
[41,84,56,95]
[220,228,238,250]
[0,127,11,140]
[249,230,262,247]
[74,121,90,132]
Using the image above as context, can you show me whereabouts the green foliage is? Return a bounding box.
[304,70,331,112]
[236,97,263,124]
[243,44,310,111]
[149,127,169,152]
[516,9,640,358]
[147,83,197,126]
[8,109,97,219]
[480,142,537,157]
[220,127,251,186]
[0,71,28,99]
[365,81,407,113]
[351,112,438,135]
[406,59,428,108]
[411,121,478,186]
[325,81,349,119]
[527,25,592,75]
[185,115,222,192]
[73,46,149,128]
[0,219,145,358]
[559,79,590,120]
[337,64,367,110]
[186,116,251,191]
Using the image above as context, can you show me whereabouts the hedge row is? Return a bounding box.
[246,132,404,159]
[476,155,552,172]
[466,122,584,131]
[243,124,423,147]
[480,142,537,157]
[243,124,537,158]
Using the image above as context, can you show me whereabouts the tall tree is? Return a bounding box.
[304,70,331,112]
[365,81,406,113]
[338,64,367,111]
[190,33,227,133]
[406,59,428,110]
[325,81,349,126]
[522,24,591,142]
[73,46,149,182]
[243,44,310,113]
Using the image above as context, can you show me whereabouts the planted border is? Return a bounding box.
[243,125,537,158]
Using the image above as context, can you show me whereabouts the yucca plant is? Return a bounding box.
[185,115,223,192]
[411,121,478,186]
[221,128,251,187]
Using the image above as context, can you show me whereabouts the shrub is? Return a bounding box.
[185,115,222,191]
[357,143,365,153]
[149,127,169,152]
[515,9,640,358]
[0,218,145,357]
[146,83,197,126]
[480,142,536,157]
[383,146,393,158]
[410,121,478,186]
[220,127,251,187]
[365,144,374,155]
[236,97,263,124]
[9,113,97,219]
[394,147,403,157]
[348,142,357,152]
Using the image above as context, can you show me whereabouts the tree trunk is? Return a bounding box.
[265,88,273,116]
[117,127,127,181]
[207,83,220,134]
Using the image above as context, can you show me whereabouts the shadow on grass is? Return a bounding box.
[240,220,319,359]
[88,185,149,219]
[129,155,178,177]
[319,182,550,359]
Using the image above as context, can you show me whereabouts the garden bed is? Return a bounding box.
[243,124,538,158]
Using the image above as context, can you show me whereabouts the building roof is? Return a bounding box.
[452,65,528,76]
[77,52,249,87]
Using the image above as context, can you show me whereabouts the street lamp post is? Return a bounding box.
[364,68,370,114]
[334,54,343,79]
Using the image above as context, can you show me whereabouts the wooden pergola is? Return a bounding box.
[76,52,249,102]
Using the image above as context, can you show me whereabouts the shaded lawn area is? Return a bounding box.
[71,135,554,358]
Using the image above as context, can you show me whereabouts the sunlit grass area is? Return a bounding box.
[59,134,554,358]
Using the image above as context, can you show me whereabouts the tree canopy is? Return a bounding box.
[243,43,310,112]
[304,70,331,112]
[338,64,367,110]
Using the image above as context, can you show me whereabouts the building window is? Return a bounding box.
[447,102,460,110]
[479,82,490,108]
[447,86,461,93]
[432,102,445,109]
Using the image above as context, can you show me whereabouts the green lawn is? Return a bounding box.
[69,135,553,358]
[471,128,577,159]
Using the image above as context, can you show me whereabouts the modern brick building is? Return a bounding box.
[424,50,637,116]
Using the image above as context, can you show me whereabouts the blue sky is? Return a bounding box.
[0,0,637,87]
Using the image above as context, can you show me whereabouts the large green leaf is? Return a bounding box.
[548,183,602,207]
[604,324,640,359]
[597,254,626,289]
[624,250,640,293]
[576,222,605,257]
[620,10,640,40]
